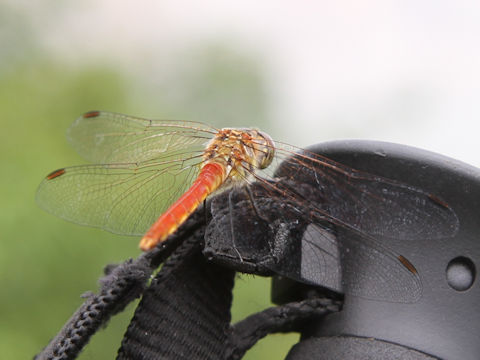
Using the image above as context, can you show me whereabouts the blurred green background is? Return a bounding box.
[3,1,480,359]
[0,4,297,360]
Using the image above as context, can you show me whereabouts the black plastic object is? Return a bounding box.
[269,140,480,360]
[204,141,480,359]
[285,337,437,360]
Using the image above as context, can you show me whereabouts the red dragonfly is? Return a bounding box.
[37,111,458,302]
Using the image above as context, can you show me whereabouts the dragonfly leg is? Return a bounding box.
[243,185,274,255]
[228,189,244,263]
[202,199,209,227]
[243,185,269,222]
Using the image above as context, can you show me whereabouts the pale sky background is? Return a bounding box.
[14,0,480,166]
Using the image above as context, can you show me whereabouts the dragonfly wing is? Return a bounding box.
[67,111,217,163]
[206,187,422,302]
[270,146,459,240]
[295,224,422,302]
[36,156,203,235]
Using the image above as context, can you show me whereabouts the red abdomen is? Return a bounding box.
[139,162,225,251]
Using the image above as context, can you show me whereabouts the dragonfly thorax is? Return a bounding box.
[203,128,275,181]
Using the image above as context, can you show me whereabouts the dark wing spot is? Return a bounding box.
[46,168,66,180]
[83,110,101,119]
[398,255,418,274]
[428,193,450,209]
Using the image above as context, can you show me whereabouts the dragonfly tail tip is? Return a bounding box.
[139,236,159,251]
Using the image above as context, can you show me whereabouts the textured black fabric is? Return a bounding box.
[116,233,235,360]
[34,257,151,360]
[226,296,342,360]
[34,211,205,360]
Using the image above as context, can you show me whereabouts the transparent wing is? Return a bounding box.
[36,153,204,235]
[67,111,217,163]
[207,186,423,302]
[256,143,459,240]
[292,224,422,302]
[216,141,459,302]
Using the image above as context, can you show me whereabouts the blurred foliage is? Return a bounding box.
[0,9,296,358]
[0,61,139,359]
[130,43,269,130]
[162,44,268,128]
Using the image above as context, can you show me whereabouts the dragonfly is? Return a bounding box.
[36,111,459,302]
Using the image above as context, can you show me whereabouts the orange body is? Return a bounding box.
[139,162,226,250]
[139,127,275,251]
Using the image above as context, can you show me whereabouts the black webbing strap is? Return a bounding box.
[34,212,205,360]
[116,233,235,359]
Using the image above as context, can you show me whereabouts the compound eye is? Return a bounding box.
[257,131,275,169]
